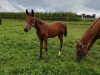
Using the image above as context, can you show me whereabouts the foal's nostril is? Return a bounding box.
[76,58,80,62]
[24,28,28,32]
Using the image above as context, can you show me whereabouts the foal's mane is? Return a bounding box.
[91,17,100,28]
[35,17,47,26]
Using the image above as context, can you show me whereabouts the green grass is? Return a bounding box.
[0,19,100,75]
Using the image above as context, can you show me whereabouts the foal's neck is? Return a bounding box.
[35,18,44,25]
[34,17,47,32]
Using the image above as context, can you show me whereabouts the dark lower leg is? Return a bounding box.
[39,39,43,59]
[39,48,42,59]
[59,36,63,55]
[59,41,63,55]
[44,38,48,63]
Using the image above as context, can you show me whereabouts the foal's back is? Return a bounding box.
[47,21,66,38]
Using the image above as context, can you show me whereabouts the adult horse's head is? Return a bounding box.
[76,41,88,62]
[24,9,35,32]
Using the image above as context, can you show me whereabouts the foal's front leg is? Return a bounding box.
[44,38,48,63]
[39,39,43,60]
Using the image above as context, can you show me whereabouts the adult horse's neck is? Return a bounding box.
[80,18,100,46]
[80,27,94,46]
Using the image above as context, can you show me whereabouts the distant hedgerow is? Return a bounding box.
[0,12,80,21]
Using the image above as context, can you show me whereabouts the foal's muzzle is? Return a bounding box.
[24,28,28,32]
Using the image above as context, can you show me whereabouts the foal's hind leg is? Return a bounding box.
[44,38,48,63]
[58,35,63,56]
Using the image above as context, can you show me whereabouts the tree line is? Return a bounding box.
[0,12,96,22]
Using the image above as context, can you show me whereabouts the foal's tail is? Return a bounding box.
[64,24,67,36]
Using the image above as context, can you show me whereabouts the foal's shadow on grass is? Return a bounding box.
[37,57,49,63]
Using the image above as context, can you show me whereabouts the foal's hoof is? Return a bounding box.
[45,60,49,63]
[38,57,42,61]
[45,59,49,63]
[58,51,61,56]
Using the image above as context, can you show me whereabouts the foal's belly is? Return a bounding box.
[48,31,59,38]
[47,24,61,38]
[48,29,59,38]
[48,35,57,38]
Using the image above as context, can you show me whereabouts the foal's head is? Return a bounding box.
[24,9,35,32]
[76,41,87,62]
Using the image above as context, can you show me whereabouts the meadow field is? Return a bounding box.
[0,19,100,75]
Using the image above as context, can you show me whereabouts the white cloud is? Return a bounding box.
[35,8,46,12]
[0,0,26,12]
[0,0,100,16]
[0,0,17,12]
[17,5,26,12]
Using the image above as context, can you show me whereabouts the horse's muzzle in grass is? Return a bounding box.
[76,56,81,62]
[24,28,28,32]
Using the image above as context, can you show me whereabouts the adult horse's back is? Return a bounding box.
[24,9,67,63]
[76,18,100,61]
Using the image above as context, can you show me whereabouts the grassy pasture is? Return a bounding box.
[0,19,100,75]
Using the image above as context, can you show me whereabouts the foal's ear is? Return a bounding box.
[31,9,34,16]
[26,9,29,15]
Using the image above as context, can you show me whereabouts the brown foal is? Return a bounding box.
[24,9,67,63]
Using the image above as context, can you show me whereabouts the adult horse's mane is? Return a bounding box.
[80,17,100,43]
[91,17,100,28]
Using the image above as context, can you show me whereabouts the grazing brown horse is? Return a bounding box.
[24,9,67,62]
[76,18,100,61]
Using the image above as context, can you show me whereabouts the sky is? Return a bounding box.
[0,0,100,17]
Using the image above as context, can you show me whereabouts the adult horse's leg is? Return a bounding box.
[44,38,48,63]
[87,37,97,50]
[39,39,43,60]
[58,35,63,56]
